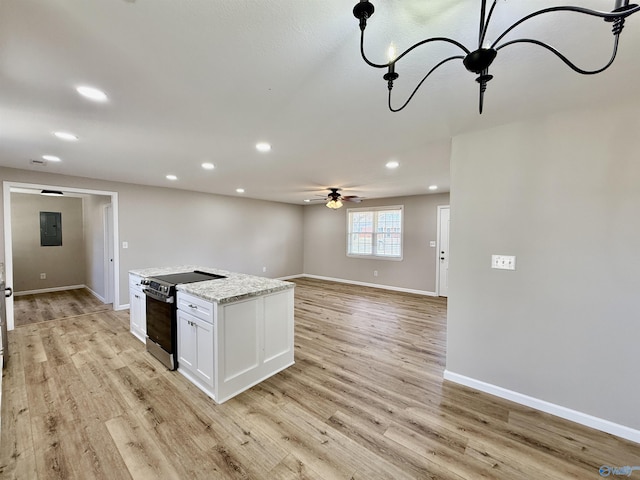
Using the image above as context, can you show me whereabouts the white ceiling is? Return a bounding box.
[1,0,639,204]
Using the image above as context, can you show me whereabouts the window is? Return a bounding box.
[347,206,403,259]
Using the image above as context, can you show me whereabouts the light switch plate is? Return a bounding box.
[429,241,436,247]
[491,254,516,270]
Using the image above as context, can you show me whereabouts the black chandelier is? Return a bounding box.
[353,0,640,113]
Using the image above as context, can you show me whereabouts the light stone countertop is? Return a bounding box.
[128,265,294,304]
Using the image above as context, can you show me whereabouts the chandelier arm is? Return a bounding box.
[490,5,640,50]
[495,36,620,75]
[360,30,391,68]
[479,0,487,46]
[479,0,498,48]
[360,30,471,70]
[394,37,470,64]
[388,55,465,112]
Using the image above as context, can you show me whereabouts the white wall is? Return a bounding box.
[447,102,640,431]
[303,193,449,293]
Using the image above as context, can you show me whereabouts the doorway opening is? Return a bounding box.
[2,181,120,331]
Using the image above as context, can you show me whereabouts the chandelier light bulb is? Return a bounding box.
[387,43,397,62]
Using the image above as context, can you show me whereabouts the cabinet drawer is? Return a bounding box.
[177,291,214,324]
[129,274,145,290]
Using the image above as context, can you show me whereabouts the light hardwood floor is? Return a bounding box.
[13,288,112,327]
[1,278,638,479]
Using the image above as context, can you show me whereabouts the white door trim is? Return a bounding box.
[2,181,120,331]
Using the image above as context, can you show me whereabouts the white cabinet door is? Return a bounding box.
[129,286,146,343]
[177,309,197,370]
[177,309,214,389]
[194,316,214,387]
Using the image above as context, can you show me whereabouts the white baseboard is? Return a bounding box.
[13,284,86,296]
[443,370,640,444]
[276,274,304,281]
[295,274,437,297]
[14,284,122,310]
[85,286,106,303]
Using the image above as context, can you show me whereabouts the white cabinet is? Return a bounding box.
[176,288,294,404]
[177,308,214,392]
[129,274,146,343]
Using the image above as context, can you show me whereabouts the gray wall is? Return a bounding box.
[447,103,640,429]
[118,183,304,280]
[11,192,85,292]
[303,193,449,293]
[1,167,304,306]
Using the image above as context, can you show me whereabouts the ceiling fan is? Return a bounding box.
[321,188,364,209]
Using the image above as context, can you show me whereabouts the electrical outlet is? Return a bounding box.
[491,255,516,270]
[373,270,378,277]
[40,273,46,279]
[262,266,267,273]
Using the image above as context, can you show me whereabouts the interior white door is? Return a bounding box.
[437,206,450,297]
[104,204,114,304]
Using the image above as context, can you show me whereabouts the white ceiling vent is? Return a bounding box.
[30,159,47,166]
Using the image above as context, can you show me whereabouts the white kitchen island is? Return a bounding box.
[129,266,295,404]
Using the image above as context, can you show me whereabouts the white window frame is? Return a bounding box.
[346,205,403,260]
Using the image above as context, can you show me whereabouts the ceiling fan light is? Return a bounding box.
[326,199,343,209]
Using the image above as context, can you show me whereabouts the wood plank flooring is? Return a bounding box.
[1,278,639,479]
[13,288,112,327]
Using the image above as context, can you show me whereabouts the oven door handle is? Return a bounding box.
[143,288,174,304]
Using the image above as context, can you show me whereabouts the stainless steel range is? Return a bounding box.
[142,270,226,370]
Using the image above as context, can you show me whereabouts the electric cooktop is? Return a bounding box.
[150,270,226,285]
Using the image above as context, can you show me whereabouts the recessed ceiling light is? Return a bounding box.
[386,160,399,169]
[42,155,61,162]
[236,188,245,193]
[54,131,78,141]
[256,142,271,153]
[201,162,215,170]
[166,174,178,181]
[303,199,311,203]
[428,185,438,190]
[76,86,108,102]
